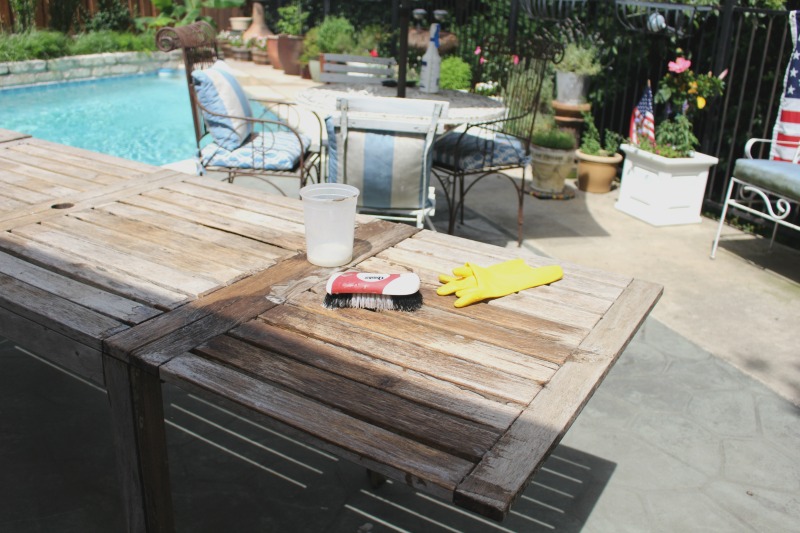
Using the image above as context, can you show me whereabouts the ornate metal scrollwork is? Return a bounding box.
[737,183,793,222]
[520,0,588,21]
[614,0,713,38]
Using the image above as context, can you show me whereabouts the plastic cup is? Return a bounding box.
[299,183,360,267]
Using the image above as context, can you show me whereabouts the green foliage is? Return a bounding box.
[439,56,472,90]
[49,0,82,33]
[354,23,390,57]
[0,30,156,61]
[556,43,601,76]
[315,15,355,54]
[299,27,320,65]
[580,112,621,156]
[85,0,134,33]
[638,115,698,158]
[0,30,70,61]
[532,127,576,150]
[135,0,244,32]
[69,31,155,55]
[10,0,36,33]
[276,2,308,36]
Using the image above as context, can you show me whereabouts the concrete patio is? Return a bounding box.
[1,63,798,532]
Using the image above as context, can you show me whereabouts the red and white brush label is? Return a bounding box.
[326,272,420,296]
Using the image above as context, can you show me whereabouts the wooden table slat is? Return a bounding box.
[197,334,501,460]
[161,353,475,494]
[43,214,247,285]
[0,250,159,324]
[13,223,217,297]
[0,231,190,309]
[295,286,565,375]
[0,271,127,349]
[260,303,541,405]
[0,164,87,197]
[230,319,522,431]
[0,129,31,143]
[7,140,151,179]
[97,202,290,262]
[0,145,127,185]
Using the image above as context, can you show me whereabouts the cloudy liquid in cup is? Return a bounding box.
[307,242,352,267]
[299,183,359,268]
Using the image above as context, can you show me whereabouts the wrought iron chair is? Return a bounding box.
[156,22,323,195]
[325,96,448,228]
[431,35,563,246]
[710,138,800,258]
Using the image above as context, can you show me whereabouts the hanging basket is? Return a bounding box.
[520,0,588,21]
[614,1,713,38]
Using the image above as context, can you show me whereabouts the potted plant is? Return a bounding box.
[299,28,320,79]
[251,36,269,65]
[439,56,472,91]
[554,42,601,105]
[227,33,251,61]
[616,54,726,225]
[576,111,623,193]
[530,127,576,194]
[276,1,308,76]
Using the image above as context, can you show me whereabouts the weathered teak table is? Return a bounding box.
[0,131,662,532]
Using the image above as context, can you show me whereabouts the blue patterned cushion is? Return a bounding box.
[201,131,311,170]
[326,116,431,210]
[192,61,254,151]
[433,130,531,171]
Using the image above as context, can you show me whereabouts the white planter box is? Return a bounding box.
[615,143,719,226]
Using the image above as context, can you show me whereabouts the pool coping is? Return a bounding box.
[0,50,183,91]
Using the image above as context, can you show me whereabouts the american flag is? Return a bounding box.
[630,85,656,145]
[771,10,800,161]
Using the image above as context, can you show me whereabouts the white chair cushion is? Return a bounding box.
[192,60,254,151]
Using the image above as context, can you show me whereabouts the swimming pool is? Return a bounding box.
[0,73,198,166]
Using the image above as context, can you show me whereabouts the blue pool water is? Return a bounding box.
[0,73,198,166]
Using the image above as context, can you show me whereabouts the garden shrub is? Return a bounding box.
[85,0,134,33]
[48,0,82,33]
[0,31,71,61]
[69,31,155,55]
[439,56,472,90]
[10,0,36,33]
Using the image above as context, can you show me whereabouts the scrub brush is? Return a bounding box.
[324,272,423,312]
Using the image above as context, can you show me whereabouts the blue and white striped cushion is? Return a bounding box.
[433,130,531,171]
[192,61,254,151]
[326,117,430,210]
[201,131,310,170]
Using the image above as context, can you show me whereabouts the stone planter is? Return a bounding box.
[530,145,576,193]
[229,17,252,31]
[230,46,252,61]
[278,34,304,76]
[555,71,590,105]
[615,143,719,226]
[252,49,269,65]
[308,59,321,81]
[576,149,623,193]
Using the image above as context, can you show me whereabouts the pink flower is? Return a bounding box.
[479,56,485,64]
[474,46,481,55]
[668,57,691,74]
[370,48,378,58]
[512,54,519,65]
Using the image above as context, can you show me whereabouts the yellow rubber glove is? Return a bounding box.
[438,259,563,308]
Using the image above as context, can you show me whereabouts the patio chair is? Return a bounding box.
[320,53,397,84]
[325,96,448,228]
[431,35,563,246]
[710,138,800,258]
[155,22,323,195]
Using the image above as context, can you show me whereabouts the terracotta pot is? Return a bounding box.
[252,49,269,65]
[278,34,304,76]
[576,149,623,193]
[267,35,282,69]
